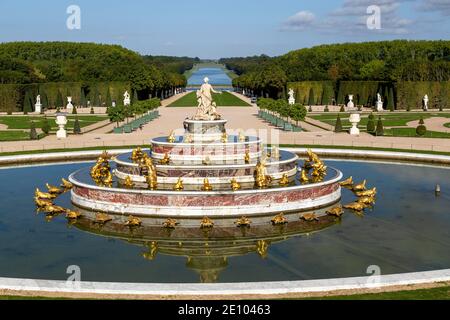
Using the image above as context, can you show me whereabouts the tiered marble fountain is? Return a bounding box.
[68,79,343,227]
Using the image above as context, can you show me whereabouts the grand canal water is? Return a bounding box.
[188,67,232,86]
[0,160,449,283]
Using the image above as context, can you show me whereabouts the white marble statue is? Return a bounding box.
[376,92,383,112]
[35,95,42,113]
[123,91,131,106]
[423,94,429,111]
[56,113,68,139]
[193,77,222,121]
[288,88,295,105]
[66,96,74,112]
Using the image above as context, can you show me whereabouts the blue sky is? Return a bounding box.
[0,0,449,58]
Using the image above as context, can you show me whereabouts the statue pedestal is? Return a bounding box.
[376,101,383,112]
[184,119,227,142]
[35,103,42,114]
[349,113,361,136]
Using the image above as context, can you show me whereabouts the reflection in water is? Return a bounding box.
[71,213,340,283]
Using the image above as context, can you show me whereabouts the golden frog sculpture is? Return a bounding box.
[301,213,319,222]
[352,180,367,192]
[35,188,56,200]
[60,178,73,189]
[201,178,213,191]
[173,178,184,191]
[160,153,170,165]
[339,176,353,187]
[355,187,377,197]
[326,205,344,217]
[256,240,269,259]
[167,131,176,143]
[279,174,290,186]
[271,213,288,225]
[230,178,241,191]
[123,176,134,189]
[46,183,63,194]
[163,218,179,229]
[235,216,251,227]
[357,196,376,205]
[200,216,214,229]
[343,202,366,211]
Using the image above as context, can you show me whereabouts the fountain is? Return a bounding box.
[65,79,343,226]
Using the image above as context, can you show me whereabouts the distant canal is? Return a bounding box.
[188,67,232,86]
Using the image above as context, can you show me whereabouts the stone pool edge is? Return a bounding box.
[0,269,449,299]
[1,148,450,166]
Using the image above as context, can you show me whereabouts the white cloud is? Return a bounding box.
[281,11,316,31]
[420,0,450,15]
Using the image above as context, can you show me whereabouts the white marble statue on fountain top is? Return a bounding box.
[423,94,429,111]
[288,88,295,105]
[193,77,222,121]
[124,91,131,106]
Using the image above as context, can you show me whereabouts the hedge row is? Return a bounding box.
[287,80,450,110]
[0,81,131,112]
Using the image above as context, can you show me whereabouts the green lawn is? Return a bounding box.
[444,123,450,129]
[0,115,108,131]
[0,130,30,141]
[384,128,450,138]
[169,91,250,107]
[310,112,450,127]
[307,285,450,300]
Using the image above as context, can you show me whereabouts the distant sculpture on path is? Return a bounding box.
[124,91,131,106]
[35,95,42,113]
[376,93,383,111]
[194,77,222,121]
[288,88,295,105]
[423,94,429,111]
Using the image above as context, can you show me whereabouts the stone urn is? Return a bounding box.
[56,113,68,139]
[347,95,355,109]
[349,112,361,135]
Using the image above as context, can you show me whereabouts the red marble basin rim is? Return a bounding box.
[68,167,343,196]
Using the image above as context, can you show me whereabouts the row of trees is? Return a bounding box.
[223,40,450,100]
[0,42,189,99]
[257,98,307,125]
[107,98,161,126]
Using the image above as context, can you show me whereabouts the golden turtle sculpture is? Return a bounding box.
[279,174,290,186]
[230,178,241,191]
[43,204,66,215]
[173,178,184,191]
[160,153,170,165]
[34,197,53,208]
[357,196,376,205]
[46,183,63,194]
[301,213,319,222]
[163,218,179,229]
[123,176,134,189]
[94,212,112,224]
[35,188,56,200]
[201,178,213,191]
[125,215,142,227]
[355,188,377,197]
[271,213,288,225]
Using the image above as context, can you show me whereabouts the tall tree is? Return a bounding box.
[23,91,33,114]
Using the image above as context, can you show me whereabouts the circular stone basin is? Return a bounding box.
[1,159,449,284]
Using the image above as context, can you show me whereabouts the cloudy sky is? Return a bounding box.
[0,0,449,58]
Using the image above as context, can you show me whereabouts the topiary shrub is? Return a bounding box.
[324,105,330,112]
[30,121,38,140]
[90,107,95,114]
[376,116,384,136]
[416,124,427,136]
[308,105,312,112]
[72,107,77,114]
[419,117,425,125]
[73,118,81,134]
[367,113,375,133]
[334,114,343,133]
[339,105,345,112]
[41,118,51,135]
